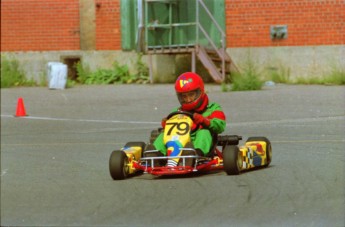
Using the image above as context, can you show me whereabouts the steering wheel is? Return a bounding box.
[166,111,194,120]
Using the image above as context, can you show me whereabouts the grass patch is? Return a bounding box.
[75,54,150,85]
[266,65,290,83]
[222,57,263,92]
[294,67,345,85]
[82,62,132,84]
[75,61,91,84]
[325,68,345,85]
[1,56,36,88]
[231,72,263,91]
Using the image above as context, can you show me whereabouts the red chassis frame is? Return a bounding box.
[132,147,225,176]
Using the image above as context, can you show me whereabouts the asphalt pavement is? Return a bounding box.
[1,84,344,226]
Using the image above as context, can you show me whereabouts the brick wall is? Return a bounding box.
[95,0,121,50]
[1,0,343,52]
[226,0,345,47]
[1,0,80,51]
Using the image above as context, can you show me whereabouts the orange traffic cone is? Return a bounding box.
[15,97,28,117]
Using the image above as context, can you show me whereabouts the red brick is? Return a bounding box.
[1,0,343,51]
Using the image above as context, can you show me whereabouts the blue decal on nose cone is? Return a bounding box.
[166,141,182,156]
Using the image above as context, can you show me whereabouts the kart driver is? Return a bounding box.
[150,72,226,157]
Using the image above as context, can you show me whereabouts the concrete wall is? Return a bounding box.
[2,45,344,83]
[1,51,139,82]
[228,45,345,80]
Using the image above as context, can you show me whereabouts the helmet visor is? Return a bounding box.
[177,89,201,104]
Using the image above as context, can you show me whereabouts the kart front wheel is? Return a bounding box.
[124,141,146,157]
[223,145,242,175]
[109,150,129,180]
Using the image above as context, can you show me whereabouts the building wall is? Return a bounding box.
[1,0,344,82]
[1,0,80,51]
[0,0,122,52]
[94,0,121,50]
[226,0,344,47]
[2,0,343,52]
[80,0,96,50]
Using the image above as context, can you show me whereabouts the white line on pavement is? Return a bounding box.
[1,114,344,127]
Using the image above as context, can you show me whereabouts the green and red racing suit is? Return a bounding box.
[153,102,226,156]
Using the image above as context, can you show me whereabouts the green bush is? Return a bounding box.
[84,62,131,84]
[75,54,150,85]
[1,56,36,88]
[221,52,263,92]
[75,61,91,84]
[230,57,263,91]
[231,71,263,91]
[134,54,150,83]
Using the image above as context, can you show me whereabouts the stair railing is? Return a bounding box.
[196,0,226,80]
[143,0,228,82]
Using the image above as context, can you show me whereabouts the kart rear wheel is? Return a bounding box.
[223,145,242,175]
[109,150,129,180]
[246,137,272,166]
[150,129,162,143]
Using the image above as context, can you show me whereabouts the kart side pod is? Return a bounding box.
[223,137,272,175]
[240,137,272,170]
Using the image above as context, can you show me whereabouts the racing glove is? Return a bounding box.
[193,113,210,128]
[161,117,167,128]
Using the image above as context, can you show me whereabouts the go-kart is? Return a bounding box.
[109,111,272,180]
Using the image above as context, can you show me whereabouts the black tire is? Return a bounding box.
[150,129,162,144]
[246,137,272,166]
[179,142,195,166]
[109,150,129,180]
[124,141,146,149]
[223,145,242,175]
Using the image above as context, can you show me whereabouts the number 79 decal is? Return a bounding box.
[165,122,190,136]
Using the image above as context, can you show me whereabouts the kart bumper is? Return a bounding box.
[133,155,223,176]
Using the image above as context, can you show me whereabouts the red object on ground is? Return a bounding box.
[15,97,27,117]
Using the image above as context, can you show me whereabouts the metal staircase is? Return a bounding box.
[196,45,238,83]
[143,0,238,83]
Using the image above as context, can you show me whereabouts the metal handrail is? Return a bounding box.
[197,0,226,38]
[144,0,226,49]
[196,0,226,80]
[144,0,227,80]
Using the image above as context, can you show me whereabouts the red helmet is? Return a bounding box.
[175,72,208,112]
